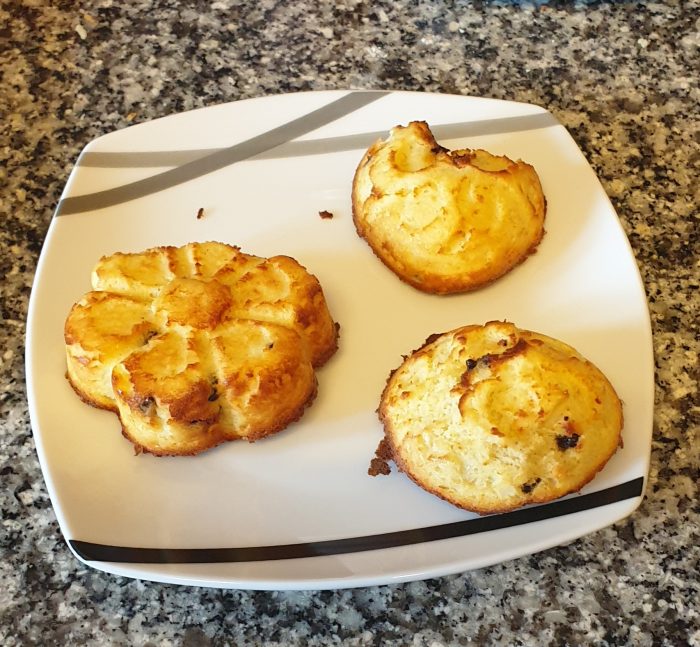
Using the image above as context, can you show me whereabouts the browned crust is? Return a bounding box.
[311,321,341,369]
[351,124,547,295]
[246,376,319,442]
[65,371,119,413]
[121,425,232,458]
[374,323,624,516]
[118,377,319,457]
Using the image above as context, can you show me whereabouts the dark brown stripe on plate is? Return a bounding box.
[69,476,643,564]
[55,91,388,216]
[77,112,559,168]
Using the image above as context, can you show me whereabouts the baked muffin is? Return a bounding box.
[64,242,338,456]
[352,121,546,294]
[373,321,623,514]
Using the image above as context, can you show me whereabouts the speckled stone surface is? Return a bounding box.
[1,0,698,644]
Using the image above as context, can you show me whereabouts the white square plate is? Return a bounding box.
[26,91,653,589]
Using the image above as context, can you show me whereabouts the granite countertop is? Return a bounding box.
[1,0,698,644]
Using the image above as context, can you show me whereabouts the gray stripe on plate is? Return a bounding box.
[55,91,389,216]
[77,112,559,168]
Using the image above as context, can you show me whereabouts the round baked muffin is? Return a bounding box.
[64,242,338,456]
[374,321,623,514]
[352,121,546,294]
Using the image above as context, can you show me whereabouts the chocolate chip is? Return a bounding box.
[556,433,580,450]
[521,477,541,493]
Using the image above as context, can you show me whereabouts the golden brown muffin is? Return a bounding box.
[65,242,338,456]
[352,121,546,294]
[374,321,623,514]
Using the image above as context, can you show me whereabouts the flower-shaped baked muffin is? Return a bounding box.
[64,242,338,456]
[352,121,546,294]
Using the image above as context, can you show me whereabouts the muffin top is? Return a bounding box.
[352,121,546,294]
[376,321,623,514]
